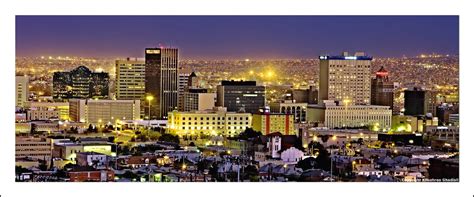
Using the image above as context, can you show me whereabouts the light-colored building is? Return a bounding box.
[25,101,69,121]
[16,137,51,160]
[252,112,295,135]
[270,100,307,123]
[281,147,305,163]
[76,152,109,167]
[16,76,29,108]
[307,100,391,131]
[69,99,141,125]
[300,128,378,148]
[167,107,252,137]
[183,91,216,111]
[319,52,372,105]
[115,58,146,100]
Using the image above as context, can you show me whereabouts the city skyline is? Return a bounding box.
[16,16,459,59]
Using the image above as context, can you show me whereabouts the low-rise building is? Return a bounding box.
[252,112,295,135]
[307,100,391,131]
[167,107,252,137]
[15,137,52,160]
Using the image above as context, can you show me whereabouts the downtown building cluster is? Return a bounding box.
[15,49,459,182]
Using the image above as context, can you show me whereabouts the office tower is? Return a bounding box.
[216,80,265,113]
[404,87,435,116]
[145,47,179,119]
[183,88,216,111]
[53,66,109,101]
[115,58,145,100]
[178,73,191,111]
[16,76,29,108]
[319,52,372,105]
[167,107,252,138]
[187,71,199,89]
[371,66,394,109]
[69,99,141,125]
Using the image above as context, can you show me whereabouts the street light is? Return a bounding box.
[146,95,154,128]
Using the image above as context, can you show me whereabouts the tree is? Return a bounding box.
[158,133,180,144]
[30,123,37,134]
[87,124,94,132]
[296,157,318,171]
[237,128,262,140]
[320,135,330,143]
[307,141,331,171]
[244,165,259,181]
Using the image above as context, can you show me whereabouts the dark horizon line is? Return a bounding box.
[15,52,459,61]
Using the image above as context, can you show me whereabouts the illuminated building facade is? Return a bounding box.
[167,107,252,137]
[216,80,265,113]
[115,58,146,100]
[251,112,295,135]
[308,101,391,131]
[15,137,52,160]
[53,66,109,101]
[183,88,216,111]
[25,101,69,121]
[269,100,307,123]
[319,52,372,105]
[15,75,29,108]
[69,99,141,125]
[145,47,179,119]
[371,66,394,109]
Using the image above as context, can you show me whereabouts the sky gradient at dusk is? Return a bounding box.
[16,16,459,59]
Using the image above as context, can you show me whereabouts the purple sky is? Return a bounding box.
[16,16,459,59]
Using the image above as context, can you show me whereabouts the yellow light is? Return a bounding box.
[394,149,398,154]
[332,135,337,141]
[249,70,254,75]
[283,164,288,168]
[182,164,187,170]
[146,95,154,101]
[227,150,231,154]
[352,161,356,165]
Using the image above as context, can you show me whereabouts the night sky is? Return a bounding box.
[16,16,459,59]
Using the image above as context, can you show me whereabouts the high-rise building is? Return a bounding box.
[69,99,141,125]
[404,87,435,116]
[371,66,394,109]
[216,80,265,113]
[16,76,29,108]
[53,66,109,101]
[319,52,372,105]
[178,73,191,111]
[145,48,179,119]
[183,88,216,111]
[115,58,145,100]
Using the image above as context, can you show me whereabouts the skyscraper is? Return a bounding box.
[52,66,109,101]
[115,58,145,100]
[216,80,265,113]
[404,87,434,116]
[145,47,179,119]
[319,52,372,105]
[15,76,29,108]
[371,66,394,109]
[178,73,191,111]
